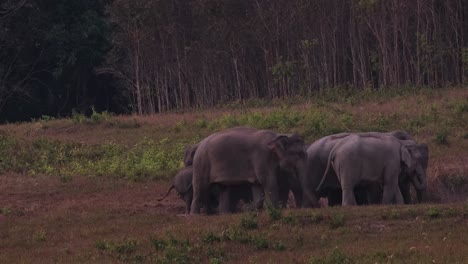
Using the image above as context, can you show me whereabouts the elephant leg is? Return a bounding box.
[218,186,231,214]
[354,186,368,205]
[184,190,193,214]
[191,180,209,214]
[341,180,357,206]
[366,183,382,204]
[327,189,342,206]
[265,182,280,208]
[399,181,412,204]
[251,184,264,210]
[289,178,303,208]
[382,185,404,204]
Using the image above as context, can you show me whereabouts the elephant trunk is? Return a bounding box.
[297,160,319,208]
[417,190,425,203]
[411,166,427,191]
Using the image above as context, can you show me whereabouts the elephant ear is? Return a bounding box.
[183,143,199,167]
[268,135,288,155]
[418,143,429,170]
[390,130,412,140]
[401,145,414,173]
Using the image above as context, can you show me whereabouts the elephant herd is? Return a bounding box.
[158,127,429,215]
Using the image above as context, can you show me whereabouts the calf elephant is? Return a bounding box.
[158,166,196,214]
[158,166,255,214]
[317,134,428,205]
[301,131,414,207]
[190,126,310,214]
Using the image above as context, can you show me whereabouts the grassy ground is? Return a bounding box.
[0,87,467,263]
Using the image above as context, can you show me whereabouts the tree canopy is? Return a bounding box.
[1,0,467,122]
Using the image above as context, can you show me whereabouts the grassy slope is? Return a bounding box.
[0,87,467,263]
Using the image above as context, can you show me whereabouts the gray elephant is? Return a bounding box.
[181,141,302,213]
[183,143,199,167]
[190,126,310,214]
[158,166,195,214]
[301,131,414,207]
[317,134,428,205]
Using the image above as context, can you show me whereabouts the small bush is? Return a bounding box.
[280,214,298,226]
[440,173,467,192]
[427,207,441,218]
[71,111,86,123]
[434,129,449,145]
[220,226,252,244]
[202,232,222,244]
[210,257,225,264]
[89,106,111,124]
[266,203,282,221]
[150,237,167,251]
[272,241,287,251]
[0,207,12,215]
[33,230,47,242]
[310,213,324,224]
[240,213,258,230]
[156,238,193,264]
[253,236,269,250]
[329,214,346,229]
[96,239,138,260]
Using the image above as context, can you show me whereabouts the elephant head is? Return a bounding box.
[268,134,307,174]
[400,143,429,193]
[183,143,199,167]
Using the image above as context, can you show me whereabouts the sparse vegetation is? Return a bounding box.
[239,212,259,230]
[427,207,441,218]
[329,213,346,229]
[0,88,467,263]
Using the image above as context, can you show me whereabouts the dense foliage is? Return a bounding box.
[1,0,467,121]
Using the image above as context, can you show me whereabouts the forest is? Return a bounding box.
[1,0,467,121]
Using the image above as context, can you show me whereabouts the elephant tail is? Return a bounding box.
[157,185,175,201]
[316,147,336,193]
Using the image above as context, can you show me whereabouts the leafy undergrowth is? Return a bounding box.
[1,87,466,199]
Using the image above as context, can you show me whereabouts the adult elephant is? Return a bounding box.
[190,127,311,214]
[317,134,428,205]
[301,131,414,207]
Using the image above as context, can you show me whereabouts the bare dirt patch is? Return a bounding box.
[0,173,186,218]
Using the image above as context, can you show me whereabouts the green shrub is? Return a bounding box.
[240,213,258,230]
[310,213,324,224]
[427,207,441,218]
[202,232,222,244]
[90,106,111,124]
[150,237,167,251]
[272,241,287,251]
[253,236,269,250]
[434,129,449,145]
[329,214,346,229]
[266,203,282,221]
[33,230,47,242]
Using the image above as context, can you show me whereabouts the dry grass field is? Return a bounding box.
[0,87,467,263]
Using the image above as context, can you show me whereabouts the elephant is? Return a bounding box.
[158,166,255,214]
[183,143,199,167]
[158,166,195,214]
[316,134,428,205]
[301,131,414,207]
[190,126,311,214]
